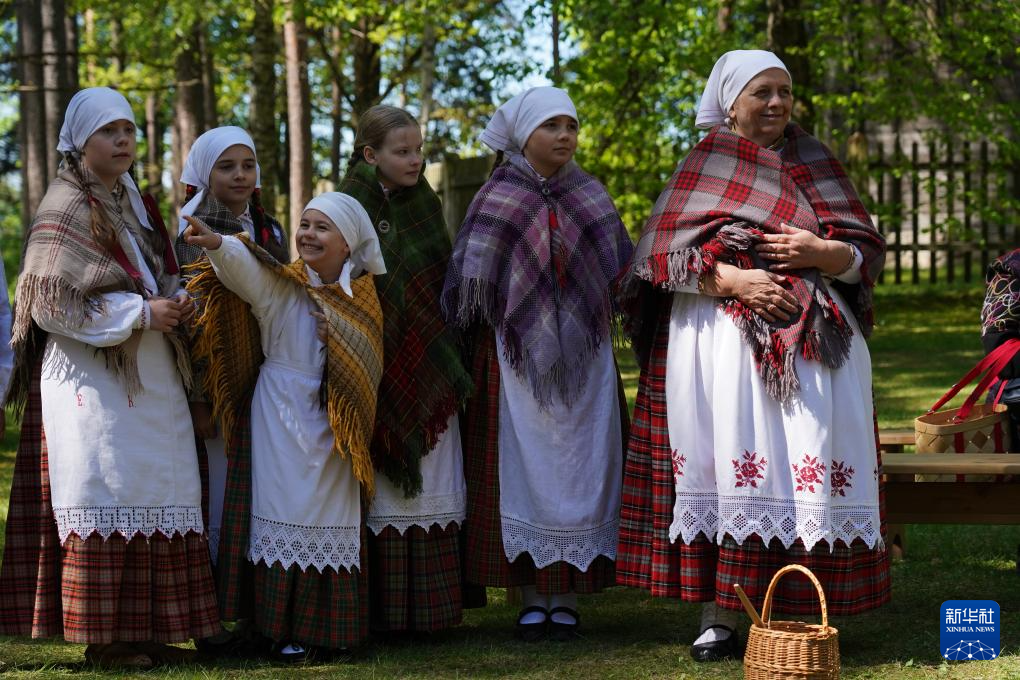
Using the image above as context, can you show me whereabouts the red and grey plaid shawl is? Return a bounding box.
[619,124,885,403]
[443,153,633,407]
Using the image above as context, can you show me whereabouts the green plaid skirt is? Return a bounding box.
[253,536,369,649]
[367,523,462,632]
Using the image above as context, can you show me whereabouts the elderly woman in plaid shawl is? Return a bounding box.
[443,87,633,641]
[0,87,219,668]
[338,105,474,635]
[182,191,385,661]
[982,249,1020,450]
[616,51,888,661]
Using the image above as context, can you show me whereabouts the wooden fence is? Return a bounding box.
[864,136,1018,285]
[427,142,1019,286]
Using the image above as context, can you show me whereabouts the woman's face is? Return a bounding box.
[82,119,136,185]
[524,115,578,177]
[208,144,257,216]
[365,125,423,190]
[728,68,793,148]
[296,209,351,282]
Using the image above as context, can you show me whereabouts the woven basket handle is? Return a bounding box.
[926,338,1020,419]
[760,564,828,629]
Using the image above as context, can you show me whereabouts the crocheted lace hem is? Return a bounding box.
[248,514,361,573]
[53,505,205,544]
[366,490,466,535]
[669,492,884,552]
[501,515,618,570]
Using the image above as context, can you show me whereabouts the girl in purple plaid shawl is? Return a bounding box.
[615,51,889,662]
[443,87,633,641]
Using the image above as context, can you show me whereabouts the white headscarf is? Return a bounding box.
[480,86,578,154]
[695,50,791,130]
[178,126,261,235]
[303,193,386,295]
[57,87,152,230]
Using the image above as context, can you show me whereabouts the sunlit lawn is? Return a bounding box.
[4,281,1020,679]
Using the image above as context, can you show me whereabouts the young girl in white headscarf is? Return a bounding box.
[183,191,386,660]
[0,87,219,669]
[174,126,288,633]
[443,87,633,640]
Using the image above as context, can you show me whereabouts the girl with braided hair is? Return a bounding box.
[0,87,219,669]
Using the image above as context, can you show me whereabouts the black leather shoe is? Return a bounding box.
[547,606,580,641]
[271,641,313,663]
[689,625,741,662]
[513,606,549,642]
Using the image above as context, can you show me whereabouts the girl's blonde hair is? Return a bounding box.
[352,105,418,162]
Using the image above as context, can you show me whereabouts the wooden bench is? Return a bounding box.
[883,453,1020,559]
[878,428,916,453]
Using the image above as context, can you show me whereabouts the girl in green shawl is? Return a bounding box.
[338,105,473,634]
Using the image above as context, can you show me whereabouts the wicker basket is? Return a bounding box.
[914,338,1018,480]
[742,565,840,680]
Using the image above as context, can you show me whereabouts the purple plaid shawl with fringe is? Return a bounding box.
[442,153,633,407]
[618,124,885,404]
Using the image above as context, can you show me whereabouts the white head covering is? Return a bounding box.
[695,50,791,130]
[57,87,152,230]
[178,126,261,235]
[480,86,578,154]
[303,193,386,294]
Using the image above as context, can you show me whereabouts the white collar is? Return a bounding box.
[305,260,354,297]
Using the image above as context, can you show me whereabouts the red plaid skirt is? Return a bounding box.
[253,536,369,649]
[617,299,890,615]
[0,362,221,642]
[213,401,256,621]
[367,523,462,632]
[461,330,617,595]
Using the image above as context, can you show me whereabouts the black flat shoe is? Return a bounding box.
[689,625,741,662]
[514,605,549,642]
[547,606,580,641]
[271,641,313,663]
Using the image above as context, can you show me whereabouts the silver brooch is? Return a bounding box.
[378,220,391,234]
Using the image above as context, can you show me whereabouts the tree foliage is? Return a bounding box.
[2,0,1017,242]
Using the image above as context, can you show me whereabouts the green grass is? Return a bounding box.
[870,282,988,430]
[4,282,1019,679]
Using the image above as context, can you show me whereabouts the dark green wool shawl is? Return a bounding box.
[338,158,473,496]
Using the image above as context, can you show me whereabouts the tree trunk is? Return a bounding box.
[766,0,813,133]
[18,0,49,225]
[83,8,95,82]
[110,17,124,75]
[172,22,206,213]
[551,0,561,85]
[251,0,279,213]
[40,0,67,181]
[284,0,312,256]
[145,92,163,200]
[64,8,78,92]
[329,25,345,186]
[351,16,381,120]
[717,0,733,33]
[199,23,218,128]
[418,21,436,141]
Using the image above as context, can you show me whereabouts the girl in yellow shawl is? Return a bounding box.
[182,192,385,660]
